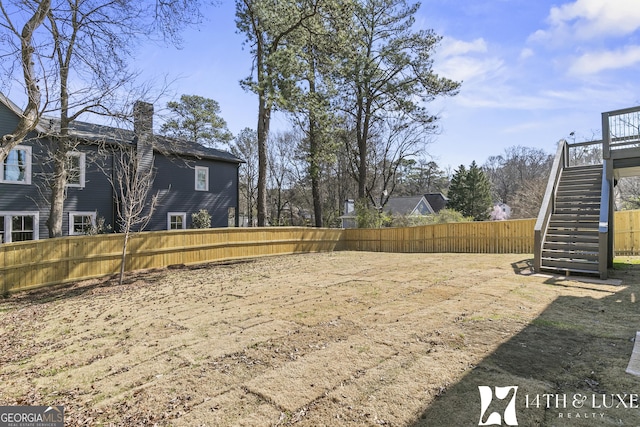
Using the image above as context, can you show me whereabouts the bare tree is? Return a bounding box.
[0,0,210,237]
[231,128,259,226]
[483,146,552,207]
[108,102,159,285]
[365,118,431,208]
[110,147,158,285]
[0,0,51,161]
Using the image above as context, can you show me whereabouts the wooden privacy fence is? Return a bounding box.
[344,218,536,253]
[0,227,345,294]
[4,210,640,293]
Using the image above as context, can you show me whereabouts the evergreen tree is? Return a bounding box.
[447,162,492,221]
[466,161,492,221]
[447,164,467,213]
[161,95,233,148]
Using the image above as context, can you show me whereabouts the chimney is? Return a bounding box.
[134,101,154,174]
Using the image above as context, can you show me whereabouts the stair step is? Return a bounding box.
[542,249,599,261]
[550,213,598,220]
[557,183,601,191]
[554,207,600,214]
[541,258,599,272]
[555,195,601,203]
[539,266,601,276]
[555,202,600,210]
[543,241,598,251]
[545,231,599,240]
[562,165,603,173]
[557,189,601,197]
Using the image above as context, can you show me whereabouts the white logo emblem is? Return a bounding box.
[478,386,518,426]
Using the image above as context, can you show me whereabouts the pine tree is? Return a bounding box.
[465,161,492,221]
[447,162,492,221]
[447,164,467,214]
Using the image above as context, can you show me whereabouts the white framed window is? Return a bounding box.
[1,145,32,185]
[167,212,186,230]
[69,211,96,235]
[0,212,39,243]
[66,151,86,188]
[195,166,209,191]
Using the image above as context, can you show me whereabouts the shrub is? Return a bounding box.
[191,209,212,229]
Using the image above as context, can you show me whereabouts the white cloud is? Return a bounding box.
[436,56,504,83]
[567,45,640,75]
[438,37,488,57]
[434,37,502,83]
[519,48,534,60]
[531,0,640,42]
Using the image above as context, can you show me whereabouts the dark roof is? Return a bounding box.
[384,196,426,215]
[424,193,448,213]
[40,116,243,164]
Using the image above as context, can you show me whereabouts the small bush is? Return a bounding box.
[192,209,212,229]
[355,199,391,228]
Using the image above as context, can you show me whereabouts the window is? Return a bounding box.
[67,152,86,188]
[168,212,186,230]
[69,212,96,235]
[195,166,209,191]
[1,145,31,184]
[0,212,39,243]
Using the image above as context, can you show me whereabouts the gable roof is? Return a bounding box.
[0,94,242,164]
[424,193,448,213]
[45,117,243,164]
[384,196,432,215]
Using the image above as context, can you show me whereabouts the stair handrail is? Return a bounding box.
[598,161,610,279]
[534,140,567,272]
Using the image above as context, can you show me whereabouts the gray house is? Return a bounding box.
[0,94,242,243]
[340,193,449,228]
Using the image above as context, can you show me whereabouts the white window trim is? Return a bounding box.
[0,145,32,185]
[68,211,96,236]
[0,211,39,243]
[66,151,86,188]
[167,212,187,230]
[195,166,209,192]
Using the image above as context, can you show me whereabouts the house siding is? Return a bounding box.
[150,154,239,229]
[1,97,241,243]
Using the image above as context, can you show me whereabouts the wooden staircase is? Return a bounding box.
[539,165,603,276]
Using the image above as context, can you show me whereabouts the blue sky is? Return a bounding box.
[137,0,640,170]
[7,0,640,170]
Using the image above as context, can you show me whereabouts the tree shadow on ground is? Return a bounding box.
[412,261,640,426]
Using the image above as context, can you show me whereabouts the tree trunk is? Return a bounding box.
[256,91,270,227]
[308,62,323,227]
[47,138,68,237]
[119,230,130,285]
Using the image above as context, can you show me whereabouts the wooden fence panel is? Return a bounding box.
[0,227,346,293]
[5,211,640,293]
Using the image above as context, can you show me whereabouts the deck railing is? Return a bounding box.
[603,106,640,158]
[599,161,611,278]
[534,140,567,272]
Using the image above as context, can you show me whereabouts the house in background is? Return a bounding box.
[384,193,448,217]
[490,202,512,220]
[0,94,243,243]
[340,193,449,228]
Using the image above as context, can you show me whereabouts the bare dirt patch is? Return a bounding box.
[1,252,640,426]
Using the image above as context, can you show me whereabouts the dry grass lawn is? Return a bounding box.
[1,251,640,426]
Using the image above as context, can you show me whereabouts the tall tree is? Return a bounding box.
[0,0,50,161]
[448,161,492,221]
[337,0,460,202]
[160,94,233,148]
[231,128,259,226]
[236,0,320,226]
[483,145,552,206]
